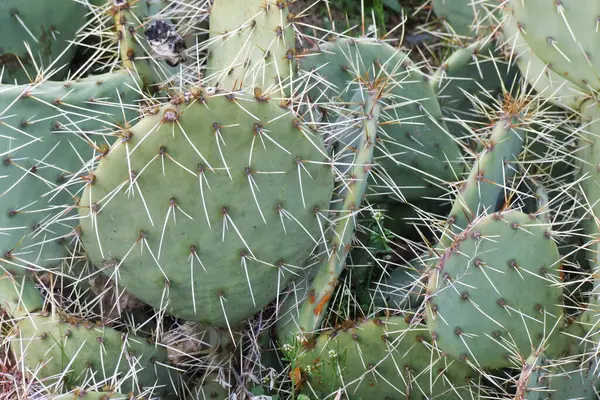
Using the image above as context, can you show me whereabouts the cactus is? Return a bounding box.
[426,210,566,369]
[0,0,87,84]
[514,349,549,400]
[432,0,499,37]
[0,273,44,318]
[1,70,141,275]
[206,0,295,96]
[78,90,333,328]
[52,390,128,400]
[3,2,600,399]
[509,0,600,93]
[500,7,588,111]
[292,316,477,399]
[10,312,183,398]
[277,84,381,341]
[186,373,231,400]
[299,36,463,203]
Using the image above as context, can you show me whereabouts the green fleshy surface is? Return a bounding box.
[426,210,567,369]
[296,317,477,399]
[0,70,141,273]
[0,0,87,83]
[299,37,462,203]
[79,93,333,327]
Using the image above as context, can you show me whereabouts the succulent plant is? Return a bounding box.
[3,1,600,399]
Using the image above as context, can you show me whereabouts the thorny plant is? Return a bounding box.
[1,0,600,399]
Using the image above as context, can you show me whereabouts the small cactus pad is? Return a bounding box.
[509,0,600,92]
[0,0,87,83]
[426,210,566,369]
[294,317,477,399]
[300,37,462,202]
[78,91,333,327]
[515,350,600,400]
[10,313,181,397]
[207,0,295,94]
[0,274,43,318]
[0,71,140,273]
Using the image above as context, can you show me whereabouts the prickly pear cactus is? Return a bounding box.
[432,0,498,37]
[186,373,231,400]
[509,0,600,92]
[52,391,127,400]
[10,313,181,398]
[426,210,566,369]
[1,71,140,273]
[293,317,476,399]
[0,0,87,84]
[515,350,549,400]
[78,90,333,327]
[206,0,295,95]
[500,8,588,110]
[0,274,43,318]
[299,37,462,202]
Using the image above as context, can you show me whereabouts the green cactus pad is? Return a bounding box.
[372,262,424,311]
[0,0,87,84]
[294,317,477,399]
[11,313,181,397]
[500,8,588,110]
[433,41,518,117]
[575,101,600,283]
[0,273,43,318]
[426,210,566,369]
[0,70,141,274]
[299,37,462,202]
[509,0,600,92]
[207,0,295,95]
[78,91,333,327]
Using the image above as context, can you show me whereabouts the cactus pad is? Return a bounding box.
[295,317,477,399]
[300,37,462,202]
[510,0,600,92]
[207,0,295,95]
[501,7,588,110]
[1,71,140,273]
[426,210,566,369]
[78,91,333,327]
[11,313,181,397]
[0,0,87,83]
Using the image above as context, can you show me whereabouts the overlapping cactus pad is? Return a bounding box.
[299,37,462,202]
[295,316,477,399]
[1,71,140,272]
[4,1,600,399]
[426,210,566,369]
[11,313,180,397]
[78,90,333,327]
[207,0,295,94]
[0,0,87,84]
[509,0,600,92]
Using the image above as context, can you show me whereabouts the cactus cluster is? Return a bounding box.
[1,1,600,399]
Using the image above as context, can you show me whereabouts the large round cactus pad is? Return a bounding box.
[79,91,333,327]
